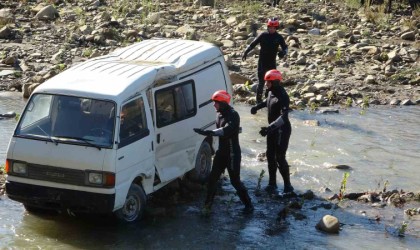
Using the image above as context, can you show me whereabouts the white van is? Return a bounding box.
[5,39,232,222]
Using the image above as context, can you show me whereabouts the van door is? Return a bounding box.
[115,95,154,197]
[152,80,198,183]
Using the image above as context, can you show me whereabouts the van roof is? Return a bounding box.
[35,39,223,101]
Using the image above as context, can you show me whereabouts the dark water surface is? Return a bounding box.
[1,92,419,249]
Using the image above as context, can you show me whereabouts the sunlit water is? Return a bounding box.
[1,92,419,249]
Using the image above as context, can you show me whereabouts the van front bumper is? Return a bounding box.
[6,181,115,214]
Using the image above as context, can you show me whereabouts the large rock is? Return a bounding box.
[230,73,252,86]
[326,30,345,38]
[316,215,340,234]
[0,26,12,39]
[400,31,415,41]
[34,5,59,20]
[195,0,215,6]
[0,8,14,24]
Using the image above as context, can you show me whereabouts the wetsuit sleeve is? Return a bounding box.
[254,99,267,110]
[279,34,288,52]
[244,33,263,55]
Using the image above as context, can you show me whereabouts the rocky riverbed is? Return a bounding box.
[0,0,419,108]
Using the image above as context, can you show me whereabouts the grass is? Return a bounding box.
[109,0,160,24]
[56,64,66,71]
[309,102,319,113]
[345,97,353,108]
[327,90,337,105]
[338,172,350,201]
[82,48,93,57]
[256,169,265,191]
[232,0,263,15]
[398,221,408,237]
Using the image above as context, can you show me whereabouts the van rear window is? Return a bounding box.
[155,81,196,128]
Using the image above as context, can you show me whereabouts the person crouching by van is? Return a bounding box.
[250,69,294,196]
[194,90,254,215]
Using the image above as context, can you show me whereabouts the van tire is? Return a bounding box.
[115,183,146,222]
[188,141,212,183]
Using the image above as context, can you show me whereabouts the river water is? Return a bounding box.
[1,91,419,249]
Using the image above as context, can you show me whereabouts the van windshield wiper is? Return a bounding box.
[53,135,102,150]
[36,125,58,144]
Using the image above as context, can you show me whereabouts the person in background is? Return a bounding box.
[250,69,294,195]
[194,90,254,215]
[242,17,288,103]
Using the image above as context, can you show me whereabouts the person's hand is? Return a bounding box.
[194,128,215,136]
[250,106,258,115]
[241,52,247,62]
[259,127,268,137]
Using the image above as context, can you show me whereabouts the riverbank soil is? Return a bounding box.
[0,0,419,106]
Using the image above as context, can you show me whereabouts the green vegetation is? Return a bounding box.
[230,0,264,16]
[335,48,342,61]
[256,169,265,191]
[398,221,408,237]
[309,102,319,113]
[13,71,22,78]
[338,172,350,200]
[56,64,66,71]
[327,90,337,105]
[82,47,93,58]
[14,113,21,121]
[360,95,369,114]
[345,97,353,108]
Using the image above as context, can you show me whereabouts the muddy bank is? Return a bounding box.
[0,0,419,108]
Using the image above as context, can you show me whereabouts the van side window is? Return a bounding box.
[119,97,149,148]
[155,81,196,128]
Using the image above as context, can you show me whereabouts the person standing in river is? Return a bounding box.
[194,90,254,215]
[250,69,294,195]
[241,17,288,103]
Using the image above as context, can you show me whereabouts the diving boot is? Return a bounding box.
[264,184,278,194]
[242,204,254,214]
[277,184,296,198]
[283,184,294,194]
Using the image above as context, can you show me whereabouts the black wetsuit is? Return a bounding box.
[244,31,288,103]
[254,84,293,190]
[205,105,252,208]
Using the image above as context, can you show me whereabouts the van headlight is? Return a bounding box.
[86,171,115,188]
[12,162,28,175]
[88,172,103,184]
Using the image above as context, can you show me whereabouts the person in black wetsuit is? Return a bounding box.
[194,90,254,215]
[242,18,288,103]
[250,69,294,195]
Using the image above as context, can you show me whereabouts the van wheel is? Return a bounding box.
[189,141,212,183]
[115,183,146,222]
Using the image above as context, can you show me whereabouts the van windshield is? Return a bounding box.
[15,94,115,149]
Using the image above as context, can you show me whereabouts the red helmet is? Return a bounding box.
[211,90,231,104]
[267,18,279,28]
[264,69,283,81]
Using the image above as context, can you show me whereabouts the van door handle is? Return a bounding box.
[157,134,160,144]
[118,156,124,160]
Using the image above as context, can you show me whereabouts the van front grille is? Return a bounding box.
[27,164,85,186]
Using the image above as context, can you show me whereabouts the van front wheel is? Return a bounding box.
[188,141,212,183]
[115,183,146,222]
